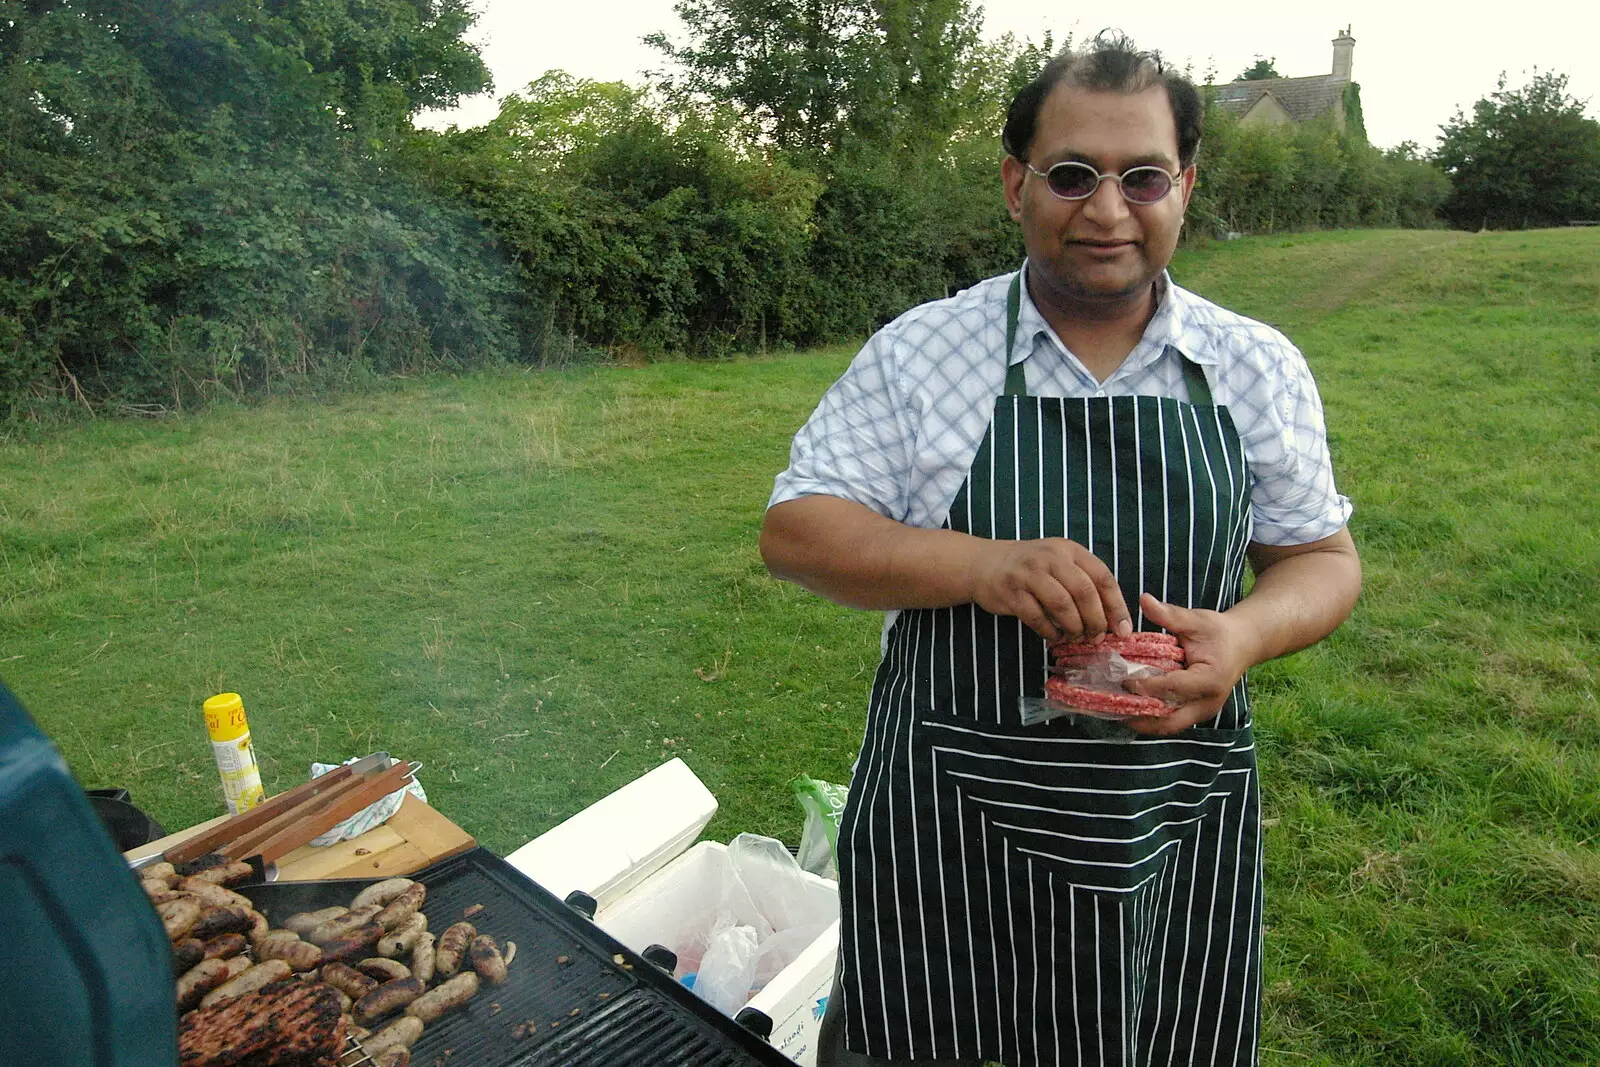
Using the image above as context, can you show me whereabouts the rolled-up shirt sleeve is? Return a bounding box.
[1239,340,1353,546]
[769,331,917,521]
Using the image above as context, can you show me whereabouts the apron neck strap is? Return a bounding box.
[1004,272,1027,396]
[1175,346,1214,405]
[1005,273,1215,406]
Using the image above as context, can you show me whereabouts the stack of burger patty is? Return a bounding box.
[1045,631,1185,715]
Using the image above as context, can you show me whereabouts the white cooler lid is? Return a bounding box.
[503,757,718,910]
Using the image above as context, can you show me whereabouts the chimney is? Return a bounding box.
[1332,26,1355,81]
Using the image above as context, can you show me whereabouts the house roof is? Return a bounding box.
[1211,74,1346,121]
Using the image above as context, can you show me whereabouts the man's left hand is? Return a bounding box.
[1121,593,1262,736]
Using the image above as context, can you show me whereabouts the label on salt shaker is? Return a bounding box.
[202,692,265,815]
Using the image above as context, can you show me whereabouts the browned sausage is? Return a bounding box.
[255,936,322,972]
[189,906,254,941]
[158,898,203,940]
[309,905,382,945]
[408,933,435,986]
[188,860,254,886]
[283,905,347,936]
[468,934,508,986]
[404,972,478,1023]
[377,913,427,957]
[172,938,205,976]
[199,959,293,1008]
[355,977,425,1024]
[255,929,300,948]
[200,933,248,960]
[141,877,175,899]
[176,879,253,911]
[320,961,377,999]
[352,878,416,910]
[373,884,426,931]
[175,958,232,1011]
[318,923,384,964]
[433,922,475,977]
[141,861,178,884]
[357,958,411,983]
[362,1016,423,1055]
[373,1047,410,1067]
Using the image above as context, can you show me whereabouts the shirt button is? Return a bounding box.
[1095,388,1106,398]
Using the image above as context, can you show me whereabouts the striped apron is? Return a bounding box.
[835,275,1262,1066]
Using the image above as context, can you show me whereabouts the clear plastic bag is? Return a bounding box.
[694,914,760,1015]
[1021,646,1181,727]
[661,834,839,1014]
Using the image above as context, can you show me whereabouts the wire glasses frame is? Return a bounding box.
[1023,160,1184,205]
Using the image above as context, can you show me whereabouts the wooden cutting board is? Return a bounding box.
[124,794,477,881]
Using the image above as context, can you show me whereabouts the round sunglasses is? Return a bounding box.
[1023,160,1183,205]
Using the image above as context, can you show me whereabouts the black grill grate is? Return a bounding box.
[517,991,756,1067]
[242,849,793,1067]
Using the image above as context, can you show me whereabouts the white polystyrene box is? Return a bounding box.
[503,757,717,911]
[595,840,839,1067]
[744,923,837,1067]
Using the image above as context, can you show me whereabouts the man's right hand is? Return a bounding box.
[969,538,1132,642]
[760,496,1131,641]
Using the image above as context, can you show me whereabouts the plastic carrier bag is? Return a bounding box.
[681,833,838,1013]
[1019,631,1186,728]
[792,775,849,879]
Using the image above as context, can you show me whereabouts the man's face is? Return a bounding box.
[1002,84,1195,307]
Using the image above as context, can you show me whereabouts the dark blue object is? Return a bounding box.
[0,680,177,1065]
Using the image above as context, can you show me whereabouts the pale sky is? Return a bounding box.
[420,1,1600,152]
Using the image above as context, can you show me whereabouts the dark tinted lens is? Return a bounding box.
[1119,167,1173,204]
[1044,161,1100,199]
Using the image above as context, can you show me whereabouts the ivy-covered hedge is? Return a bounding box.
[1,4,1452,414]
[1,0,519,415]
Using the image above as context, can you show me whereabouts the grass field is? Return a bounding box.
[2,228,1598,1064]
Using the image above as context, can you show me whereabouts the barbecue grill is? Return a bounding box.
[242,848,798,1067]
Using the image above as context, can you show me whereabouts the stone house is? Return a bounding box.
[1212,28,1358,131]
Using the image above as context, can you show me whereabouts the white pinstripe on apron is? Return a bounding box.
[835,275,1262,1066]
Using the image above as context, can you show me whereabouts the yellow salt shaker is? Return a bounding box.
[202,692,265,815]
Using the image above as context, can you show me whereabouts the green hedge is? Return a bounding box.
[0,5,1453,412]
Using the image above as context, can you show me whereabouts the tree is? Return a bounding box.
[646,0,985,160]
[1434,70,1600,229]
[1237,57,1280,81]
[0,0,512,412]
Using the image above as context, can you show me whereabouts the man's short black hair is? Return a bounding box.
[1002,31,1203,169]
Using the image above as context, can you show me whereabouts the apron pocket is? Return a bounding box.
[916,711,1254,895]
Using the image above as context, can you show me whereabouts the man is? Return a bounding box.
[760,32,1361,1067]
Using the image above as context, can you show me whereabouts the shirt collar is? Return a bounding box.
[1011,261,1214,368]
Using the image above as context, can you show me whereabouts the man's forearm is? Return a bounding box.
[1231,530,1362,669]
[759,496,983,610]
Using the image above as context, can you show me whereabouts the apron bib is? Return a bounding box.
[836,275,1262,1067]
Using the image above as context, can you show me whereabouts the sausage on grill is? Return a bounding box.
[199,959,293,1008]
[432,922,475,977]
[377,913,427,958]
[373,884,426,931]
[352,878,416,910]
[283,906,347,937]
[354,978,425,1024]
[362,1016,424,1055]
[320,961,378,1001]
[468,934,507,985]
[404,971,478,1023]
